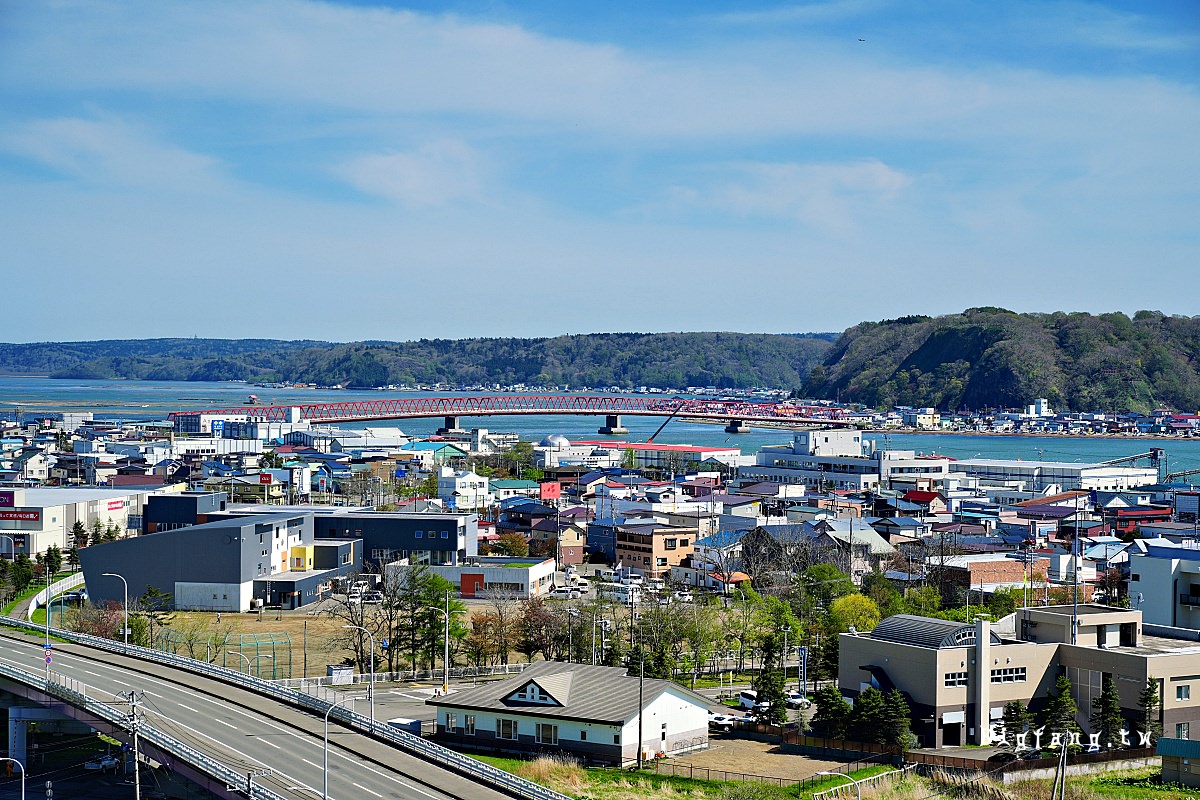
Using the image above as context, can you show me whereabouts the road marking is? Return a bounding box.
[347,759,441,799]
[257,738,282,750]
[301,758,321,769]
[176,704,199,713]
[352,782,384,797]
[214,718,237,729]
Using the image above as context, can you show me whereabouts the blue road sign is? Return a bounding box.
[44,656,51,664]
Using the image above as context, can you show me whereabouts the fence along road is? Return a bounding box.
[0,624,551,800]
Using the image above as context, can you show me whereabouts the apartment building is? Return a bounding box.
[614,521,695,579]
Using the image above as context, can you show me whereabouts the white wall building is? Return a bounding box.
[437,467,494,511]
[950,459,1157,492]
[740,429,950,491]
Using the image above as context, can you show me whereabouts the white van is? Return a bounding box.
[645,577,665,593]
[598,568,619,582]
[738,690,767,711]
[598,583,642,604]
[619,571,644,587]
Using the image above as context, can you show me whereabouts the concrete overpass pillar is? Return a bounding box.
[436,416,466,435]
[724,419,750,433]
[7,715,26,765]
[6,706,83,765]
[598,415,628,435]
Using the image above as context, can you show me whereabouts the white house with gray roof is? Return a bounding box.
[426,660,709,766]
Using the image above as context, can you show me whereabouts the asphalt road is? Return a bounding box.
[0,630,512,800]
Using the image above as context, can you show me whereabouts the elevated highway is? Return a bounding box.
[0,623,561,800]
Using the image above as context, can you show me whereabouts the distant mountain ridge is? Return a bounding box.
[803,308,1200,414]
[6,311,1195,413]
[0,333,836,391]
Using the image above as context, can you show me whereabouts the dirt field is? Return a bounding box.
[161,606,354,678]
[664,735,851,781]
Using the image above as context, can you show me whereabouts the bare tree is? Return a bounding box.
[480,588,523,665]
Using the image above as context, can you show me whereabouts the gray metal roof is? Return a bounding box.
[870,614,1002,649]
[426,661,708,724]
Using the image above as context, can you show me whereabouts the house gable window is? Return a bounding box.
[506,681,560,706]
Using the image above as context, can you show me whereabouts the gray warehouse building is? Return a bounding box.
[79,512,360,612]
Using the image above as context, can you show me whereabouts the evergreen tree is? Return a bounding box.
[1134,677,1163,745]
[11,554,33,594]
[809,685,851,740]
[1040,673,1081,738]
[70,520,89,549]
[1090,674,1125,749]
[1000,700,1032,744]
[44,545,62,577]
[814,628,840,680]
[881,689,914,749]
[848,686,887,743]
[751,632,788,725]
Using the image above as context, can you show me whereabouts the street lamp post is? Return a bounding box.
[323,695,355,800]
[235,653,274,676]
[0,757,25,800]
[427,592,464,695]
[102,572,129,645]
[816,771,863,800]
[567,608,579,663]
[343,625,375,724]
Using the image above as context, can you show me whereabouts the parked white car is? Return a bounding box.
[785,691,812,709]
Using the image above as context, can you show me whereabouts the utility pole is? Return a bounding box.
[116,691,144,800]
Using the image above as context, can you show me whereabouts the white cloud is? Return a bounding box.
[667,159,911,234]
[336,140,486,207]
[0,116,224,193]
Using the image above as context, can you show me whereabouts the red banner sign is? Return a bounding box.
[107,499,125,511]
[259,473,273,484]
[0,510,39,522]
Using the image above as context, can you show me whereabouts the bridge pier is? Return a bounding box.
[6,705,88,765]
[436,415,467,435]
[724,419,750,433]
[598,414,628,435]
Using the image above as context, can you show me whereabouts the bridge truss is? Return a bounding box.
[168,394,854,427]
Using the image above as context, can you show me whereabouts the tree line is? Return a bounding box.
[0,332,834,390]
[805,308,1200,413]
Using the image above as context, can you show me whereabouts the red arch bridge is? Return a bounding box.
[169,395,855,434]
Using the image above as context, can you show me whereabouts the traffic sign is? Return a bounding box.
[381,639,389,650]
[44,656,51,664]
[43,643,51,650]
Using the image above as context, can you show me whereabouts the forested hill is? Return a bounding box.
[803,309,1200,413]
[0,333,835,390]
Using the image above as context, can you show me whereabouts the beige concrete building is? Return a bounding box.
[840,605,1200,748]
[614,522,695,579]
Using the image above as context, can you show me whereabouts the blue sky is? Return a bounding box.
[1,1,1196,343]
